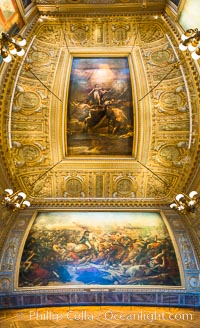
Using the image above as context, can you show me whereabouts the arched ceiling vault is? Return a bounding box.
[0,8,200,207]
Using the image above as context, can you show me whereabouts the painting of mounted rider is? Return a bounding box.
[67,57,134,156]
[18,211,181,288]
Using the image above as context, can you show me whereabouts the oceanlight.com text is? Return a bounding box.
[28,309,194,322]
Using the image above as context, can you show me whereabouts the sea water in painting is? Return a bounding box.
[67,57,133,156]
[18,212,181,287]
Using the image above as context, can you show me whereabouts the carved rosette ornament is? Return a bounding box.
[70,24,89,45]
[149,48,175,67]
[12,142,47,167]
[63,173,86,197]
[13,90,43,115]
[155,88,188,115]
[153,142,188,168]
[113,174,137,198]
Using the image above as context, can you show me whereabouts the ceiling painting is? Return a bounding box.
[67,57,133,156]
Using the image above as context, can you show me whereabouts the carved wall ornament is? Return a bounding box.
[13,90,47,115]
[139,24,164,43]
[177,232,198,271]
[70,24,89,45]
[29,51,51,66]
[37,25,62,45]
[149,49,175,66]
[95,23,104,44]
[1,235,19,271]
[71,23,89,33]
[12,142,47,167]
[143,42,176,65]
[146,176,168,198]
[12,122,43,133]
[153,143,189,168]
[28,44,58,63]
[63,174,85,197]
[111,23,130,45]
[0,278,11,292]
[113,174,137,198]
[155,88,188,115]
[24,175,52,197]
[158,145,181,162]
[159,121,189,131]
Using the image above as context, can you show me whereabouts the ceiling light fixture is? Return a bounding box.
[0,32,26,63]
[1,189,30,211]
[170,191,199,215]
[1,160,62,211]
[179,28,200,60]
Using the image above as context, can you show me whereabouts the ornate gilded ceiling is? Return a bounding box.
[0,11,200,207]
[35,0,167,15]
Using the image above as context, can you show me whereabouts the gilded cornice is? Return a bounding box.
[35,0,166,15]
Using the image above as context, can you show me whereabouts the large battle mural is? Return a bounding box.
[18,211,181,288]
[67,57,134,156]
